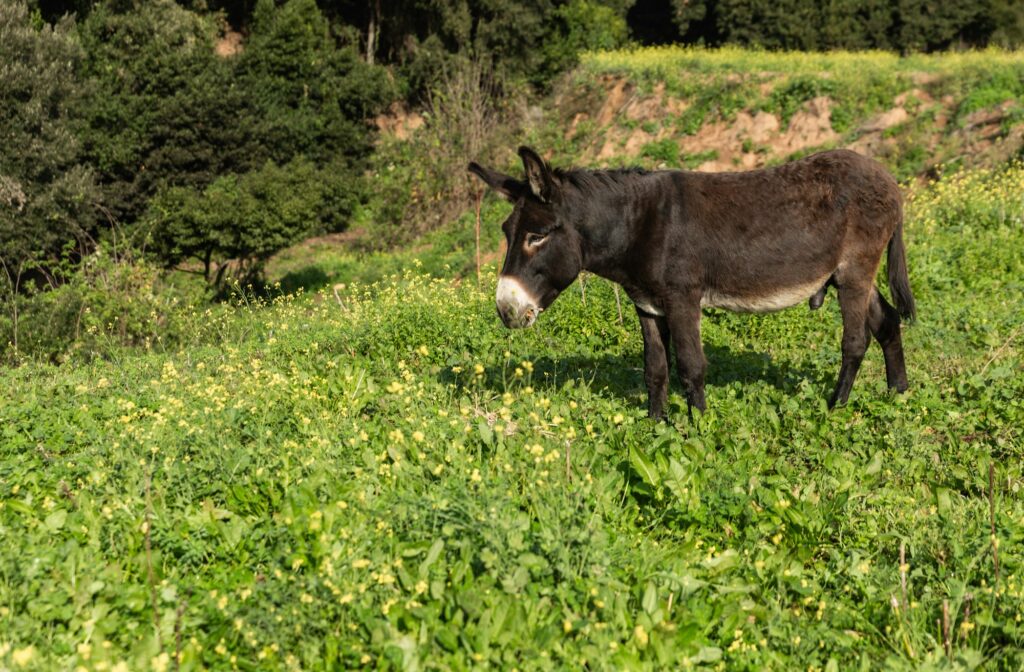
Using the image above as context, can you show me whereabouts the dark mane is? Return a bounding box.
[554,166,650,195]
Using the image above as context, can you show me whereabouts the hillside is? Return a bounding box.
[562,47,1024,179]
[3,47,1024,670]
[284,47,1024,291]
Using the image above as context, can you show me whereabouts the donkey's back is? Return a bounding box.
[659,150,906,316]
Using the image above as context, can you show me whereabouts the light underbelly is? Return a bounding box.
[702,274,830,313]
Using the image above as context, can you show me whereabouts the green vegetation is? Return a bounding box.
[267,202,508,293]
[3,2,1024,668]
[2,0,636,291]
[576,47,1024,180]
[0,2,98,269]
[582,47,1024,126]
[2,157,1023,669]
[79,0,392,282]
[145,158,351,287]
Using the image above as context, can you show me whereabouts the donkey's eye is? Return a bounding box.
[525,232,548,248]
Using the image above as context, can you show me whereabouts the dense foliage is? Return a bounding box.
[77,0,392,277]
[1,162,1023,669]
[145,158,350,285]
[6,0,1022,289]
[0,2,98,272]
[660,0,1024,51]
[5,0,636,286]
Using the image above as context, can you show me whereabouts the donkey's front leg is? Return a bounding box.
[637,309,671,419]
[666,298,707,417]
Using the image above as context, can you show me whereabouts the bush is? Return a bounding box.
[540,0,631,83]
[0,247,214,364]
[144,157,347,286]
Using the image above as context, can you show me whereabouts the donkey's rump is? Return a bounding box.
[676,150,900,312]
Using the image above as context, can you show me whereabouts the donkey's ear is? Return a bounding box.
[518,146,554,203]
[467,162,525,202]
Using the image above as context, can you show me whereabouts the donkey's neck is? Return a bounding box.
[569,169,673,281]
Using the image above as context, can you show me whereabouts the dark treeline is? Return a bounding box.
[639,0,1024,52]
[34,0,1024,58]
[3,0,1023,291]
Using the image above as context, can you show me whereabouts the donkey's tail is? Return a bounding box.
[887,216,916,321]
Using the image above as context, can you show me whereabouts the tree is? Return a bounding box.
[78,1,250,226]
[239,0,392,168]
[990,0,1024,48]
[667,0,1014,51]
[0,1,99,273]
[894,0,991,52]
[76,0,392,277]
[145,158,340,285]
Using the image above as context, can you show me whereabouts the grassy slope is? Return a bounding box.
[2,158,1024,669]
[4,46,1024,670]
[270,47,1024,294]
[560,47,1024,183]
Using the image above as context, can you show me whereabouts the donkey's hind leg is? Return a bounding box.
[666,298,707,417]
[828,282,873,408]
[866,287,908,392]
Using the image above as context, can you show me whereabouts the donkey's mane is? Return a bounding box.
[554,166,650,195]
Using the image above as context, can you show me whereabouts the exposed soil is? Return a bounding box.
[215,29,244,57]
[374,102,425,140]
[550,73,1023,176]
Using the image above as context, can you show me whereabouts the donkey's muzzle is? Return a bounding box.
[496,276,541,329]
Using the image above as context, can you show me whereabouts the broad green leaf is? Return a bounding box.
[630,446,660,487]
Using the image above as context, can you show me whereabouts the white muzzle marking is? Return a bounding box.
[496,276,541,328]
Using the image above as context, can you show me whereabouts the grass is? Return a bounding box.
[2,153,1024,671]
[581,45,1024,83]
[265,201,507,293]
[571,46,1024,180]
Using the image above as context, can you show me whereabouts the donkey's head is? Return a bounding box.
[468,147,582,329]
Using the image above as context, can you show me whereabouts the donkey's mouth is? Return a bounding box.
[497,304,541,329]
[496,276,543,329]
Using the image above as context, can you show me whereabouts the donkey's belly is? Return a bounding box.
[701,274,830,313]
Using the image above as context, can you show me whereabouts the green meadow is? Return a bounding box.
[2,151,1023,670]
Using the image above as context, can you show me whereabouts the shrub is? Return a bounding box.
[0,246,213,363]
[143,157,345,286]
[640,139,681,166]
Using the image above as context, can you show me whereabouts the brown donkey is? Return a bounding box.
[469,147,916,419]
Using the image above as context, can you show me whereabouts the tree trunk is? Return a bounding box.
[366,0,380,65]
[204,247,213,283]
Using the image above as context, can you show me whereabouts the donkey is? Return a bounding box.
[468,147,915,419]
